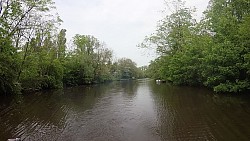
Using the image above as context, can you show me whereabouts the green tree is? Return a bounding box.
[140,0,196,55]
[145,57,166,80]
[73,34,100,56]
[0,0,61,94]
[0,36,19,94]
[93,45,113,82]
[201,0,250,92]
[142,0,250,93]
[63,34,107,86]
[57,29,67,60]
[116,58,139,79]
[140,0,199,84]
[19,31,64,91]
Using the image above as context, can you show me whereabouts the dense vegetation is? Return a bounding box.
[0,0,143,95]
[141,0,250,93]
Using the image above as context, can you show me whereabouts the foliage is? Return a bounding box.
[0,0,58,94]
[18,33,64,91]
[0,0,158,95]
[63,54,95,86]
[0,0,65,94]
[62,34,114,86]
[141,0,250,93]
[116,58,139,79]
[0,37,19,94]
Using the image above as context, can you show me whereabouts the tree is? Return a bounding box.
[0,35,19,94]
[116,58,139,79]
[201,0,250,92]
[139,0,196,55]
[145,57,166,80]
[63,34,114,86]
[93,45,113,82]
[140,0,199,84]
[142,0,250,93]
[73,34,100,56]
[57,29,67,60]
[0,0,62,94]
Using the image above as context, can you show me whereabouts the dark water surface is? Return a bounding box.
[1,79,250,141]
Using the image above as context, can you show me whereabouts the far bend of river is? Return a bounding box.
[1,79,250,141]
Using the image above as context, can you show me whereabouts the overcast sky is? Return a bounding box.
[53,0,210,66]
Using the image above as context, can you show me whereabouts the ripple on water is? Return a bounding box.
[1,80,250,140]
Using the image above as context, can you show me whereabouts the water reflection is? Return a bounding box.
[0,80,250,141]
[0,83,115,140]
[148,81,250,141]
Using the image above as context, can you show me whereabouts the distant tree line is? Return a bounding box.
[0,0,144,95]
[140,0,250,93]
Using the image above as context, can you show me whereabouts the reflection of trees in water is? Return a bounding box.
[0,83,114,140]
[148,82,250,140]
[148,81,176,140]
[211,94,247,107]
[0,93,60,140]
[118,80,139,99]
[1,81,250,140]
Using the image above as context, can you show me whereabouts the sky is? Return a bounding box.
[53,0,210,67]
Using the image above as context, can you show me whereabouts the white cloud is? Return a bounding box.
[54,0,209,66]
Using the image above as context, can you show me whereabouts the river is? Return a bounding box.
[0,79,250,141]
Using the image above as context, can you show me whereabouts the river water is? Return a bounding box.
[0,79,250,141]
